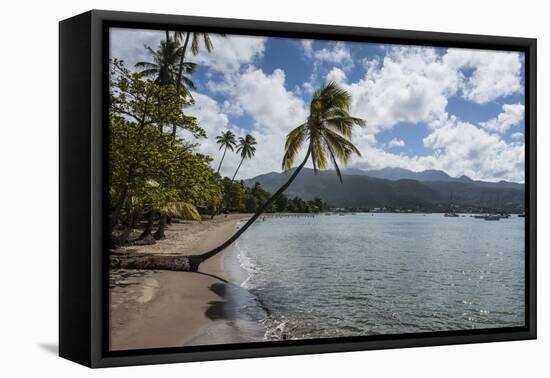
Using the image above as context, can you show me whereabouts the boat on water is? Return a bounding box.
[473,214,486,219]
[484,214,501,221]
[518,213,526,218]
[444,192,458,218]
[444,212,459,217]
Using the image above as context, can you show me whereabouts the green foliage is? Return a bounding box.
[159,201,202,221]
[135,38,197,98]
[232,134,258,180]
[216,130,237,152]
[219,179,328,214]
[109,116,222,223]
[236,134,257,159]
[110,59,205,139]
[282,82,365,182]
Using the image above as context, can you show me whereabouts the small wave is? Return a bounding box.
[233,232,266,290]
[262,316,299,341]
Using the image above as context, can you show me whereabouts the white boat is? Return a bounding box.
[444,212,459,217]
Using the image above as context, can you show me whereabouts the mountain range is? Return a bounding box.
[243,168,524,211]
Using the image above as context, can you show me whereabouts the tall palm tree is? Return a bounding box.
[113,83,365,272]
[172,32,224,138]
[216,130,237,174]
[135,38,197,97]
[135,37,197,136]
[231,134,257,181]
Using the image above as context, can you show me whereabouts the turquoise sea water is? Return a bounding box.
[224,213,525,341]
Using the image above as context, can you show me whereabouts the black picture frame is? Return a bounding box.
[59,9,537,368]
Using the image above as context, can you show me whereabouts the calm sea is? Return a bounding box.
[224,213,525,341]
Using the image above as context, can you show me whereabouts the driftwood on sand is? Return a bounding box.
[110,253,203,272]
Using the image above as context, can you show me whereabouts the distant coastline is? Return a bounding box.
[243,167,525,213]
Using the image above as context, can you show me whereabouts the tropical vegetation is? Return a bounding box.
[109,32,363,272]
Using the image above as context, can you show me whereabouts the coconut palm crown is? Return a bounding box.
[135,38,197,97]
[282,82,365,183]
[231,134,257,181]
[215,130,237,174]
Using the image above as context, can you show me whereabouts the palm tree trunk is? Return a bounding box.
[113,208,139,246]
[196,147,311,263]
[109,186,128,233]
[216,146,228,174]
[172,32,191,139]
[176,32,191,91]
[111,147,312,272]
[153,213,167,240]
[232,157,245,181]
[138,211,155,240]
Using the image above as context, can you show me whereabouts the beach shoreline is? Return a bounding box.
[109,213,250,351]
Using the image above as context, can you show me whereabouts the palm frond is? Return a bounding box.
[282,124,306,170]
[324,142,344,183]
[203,34,214,53]
[322,128,362,165]
[159,202,201,222]
[191,34,200,55]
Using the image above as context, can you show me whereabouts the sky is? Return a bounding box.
[110,28,526,183]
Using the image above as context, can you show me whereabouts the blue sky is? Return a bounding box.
[110,28,525,183]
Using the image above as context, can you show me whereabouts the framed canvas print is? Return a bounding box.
[59,10,537,368]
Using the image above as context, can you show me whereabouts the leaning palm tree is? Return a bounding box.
[216,130,237,174]
[232,134,257,181]
[111,83,365,272]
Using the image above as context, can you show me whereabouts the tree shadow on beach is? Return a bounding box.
[193,271,229,284]
[205,282,235,320]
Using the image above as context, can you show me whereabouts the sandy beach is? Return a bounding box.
[109,214,250,351]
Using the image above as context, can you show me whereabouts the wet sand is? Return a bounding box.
[109,214,249,351]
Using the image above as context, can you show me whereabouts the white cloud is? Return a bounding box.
[222,100,244,117]
[184,92,247,178]
[301,81,315,95]
[334,46,523,134]
[301,40,314,57]
[300,41,355,95]
[186,68,309,180]
[341,47,457,134]
[350,119,524,182]
[388,138,405,148]
[480,103,524,134]
[189,34,266,75]
[109,28,266,84]
[326,67,347,84]
[511,132,524,140]
[110,28,163,68]
[198,44,525,183]
[443,49,523,104]
[110,30,525,183]
[230,68,309,179]
[312,42,354,71]
[236,68,308,134]
[421,115,524,182]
